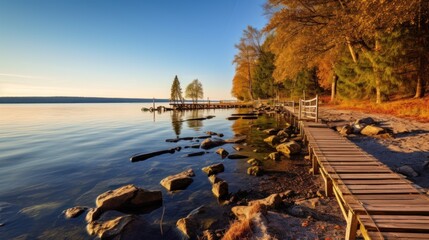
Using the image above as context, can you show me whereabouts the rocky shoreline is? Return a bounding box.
[60,104,353,239]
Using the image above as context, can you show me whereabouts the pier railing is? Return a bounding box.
[298,95,318,122]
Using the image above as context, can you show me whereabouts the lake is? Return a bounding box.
[0,103,288,239]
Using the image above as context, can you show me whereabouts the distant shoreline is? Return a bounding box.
[0,96,172,104]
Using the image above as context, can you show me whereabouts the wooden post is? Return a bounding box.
[345,210,358,240]
[315,95,319,123]
[298,99,302,120]
[153,97,155,109]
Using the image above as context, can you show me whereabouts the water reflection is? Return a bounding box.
[170,110,184,137]
[186,110,204,131]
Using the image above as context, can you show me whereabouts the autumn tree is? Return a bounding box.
[232,26,264,101]
[185,79,203,104]
[265,0,428,103]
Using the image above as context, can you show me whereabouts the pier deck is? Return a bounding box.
[169,102,253,110]
[284,107,429,240]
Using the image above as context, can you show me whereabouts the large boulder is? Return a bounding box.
[160,169,195,191]
[176,206,220,239]
[263,135,281,145]
[96,185,162,213]
[200,138,225,149]
[202,163,224,176]
[361,125,385,136]
[276,141,301,156]
[87,215,162,239]
[87,215,135,239]
[248,193,282,209]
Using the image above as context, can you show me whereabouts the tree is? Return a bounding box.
[252,43,276,99]
[185,79,203,104]
[170,75,184,104]
[232,26,265,101]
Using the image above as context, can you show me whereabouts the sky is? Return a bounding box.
[0,0,268,100]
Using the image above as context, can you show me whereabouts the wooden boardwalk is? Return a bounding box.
[169,102,253,110]
[299,121,429,240]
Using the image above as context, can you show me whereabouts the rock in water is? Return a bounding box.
[202,163,224,176]
[215,148,229,158]
[247,166,263,176]
[269,152,281,161]
[176,217,199,239]
[130,148,176,162]
[96,185,162,213]
[263,128,280,135]
[200,138,225,149]
[227,154,248,159]
[160,169,195,191]
[355,117,375,125]
[264,135,281,145]
[212,181,229,198]
[208,175,222,184]
[276,141,301,156]
[247,158,261,166]
[86,208,104,223]
[87,215,135,239]
[361,125,385,136]
[224,135,247,143]
[396,165,418,177]
[338,125,353,136]
[64,206,87,219]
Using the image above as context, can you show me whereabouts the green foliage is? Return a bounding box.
[283,67,321,99]
[170,75,184,104]
[185,79,204,104]
[252,50,276,99]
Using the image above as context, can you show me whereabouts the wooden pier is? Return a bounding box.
[169,101,253,110]
[284,97,429,240]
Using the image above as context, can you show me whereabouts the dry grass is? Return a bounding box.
[324,96,429,122]
[222,204,264,240]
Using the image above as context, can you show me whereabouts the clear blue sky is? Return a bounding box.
[0,0,267,100]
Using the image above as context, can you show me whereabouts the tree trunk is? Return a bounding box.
[346,37,358,63]
[247,61,253,101]
[331,74,338,102]
[374,38,382,104]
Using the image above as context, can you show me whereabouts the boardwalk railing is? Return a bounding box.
[298,95,318,122]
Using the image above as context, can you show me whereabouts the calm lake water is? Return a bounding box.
[0,103,285,239]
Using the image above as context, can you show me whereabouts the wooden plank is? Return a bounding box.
[348,204,429,213]
[360,215,429,222]
[344,184,416,190]
[363,222,429,231]
[367,232,429,239]
[341,188,420,194]
[340,179,412,185]
[345,194,428,201]
[335,174,402,180]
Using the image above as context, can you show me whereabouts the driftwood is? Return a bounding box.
[166,135,211,142]
[130,147,181,162]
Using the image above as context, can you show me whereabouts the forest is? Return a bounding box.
[231,0,429,105]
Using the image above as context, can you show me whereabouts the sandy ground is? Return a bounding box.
[319,106,429,189]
